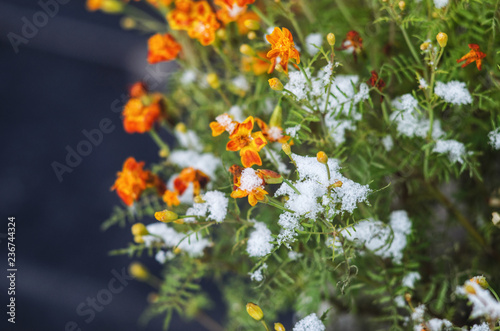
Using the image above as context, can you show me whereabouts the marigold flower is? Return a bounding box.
[227,116,267,167]
[210,113,238,136]
[162,189,181,207]
[174,167,210,196]
[339,30,363,61]
[255,118,290,144]
[266,27,300,74]
[86,0,124,13]
[167,0,194,30]
[368,70,386,101]
[147,33,182,64]
[457,44,486,71]
[215,0,255,25]
[230,165,281,206]
[187,2,220,46]
[112,157,165,206]
[122,95,164,133]
[129,81,148,98]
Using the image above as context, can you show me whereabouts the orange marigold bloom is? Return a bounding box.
[112,157,165,206]
[229,165,280,206]
[255,118,290,144]
[210,113,239,136]
[174,167,210,196]
[226,116,267,168]
[235,11,259,34]
[266,27,300,74]
[215,0,256,27]
[162,190,181,207]
[187,10,220,46]
[167,0,194,30]
[86,0,103,11]
[457,44,486,71]
[339,30,363,61]
[129,81,148,98]
[122,94,164,133]
[242,51,270,75]
[147,33,182,64]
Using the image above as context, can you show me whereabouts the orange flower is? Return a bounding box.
[129,81,148,98]
[339,30,363,61]
[235,11,259,34]
[122,94,164,133]
[86,0,103,11]
[255,118,290,144]
[162,190,181,207]
[215,0,256,27]
[167,0,194,30]
[242,51,270,75]
[187,10,220,46]
[174,167,210,196]
[229,165,281,206]
[210,113,239,136]
[266,27,300,74]
[367,70,386,101]
[112,157,165,206]
[457,44,486,71]
[226,116,267,167]
[147,33,182,64]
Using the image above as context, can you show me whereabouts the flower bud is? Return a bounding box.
[240,44,256,57]
[101,0,124,13]
[268,78,284,91]
[246,303,264,321]
[206,73,220,89]
[247,31,257,40]
[464,283,476,294]
[274,323,285,331]
[129,262,149,280]
[420,42,430,51]
[282,142,291,155]
[129,81,147,98]
[216,28,227,40]
[159,148,169,158]
[398,1,406,10]
[404,293,412,302]
[194,195,205,204]
[133,235,145,244]
[174,247,182,254]
[327,33,336,46]
[175,122,188,133]
[328,180,343,189]
[155,210,179,223]
[317,151,328,164]
[121,17,136,30]
[244,19,260,31]
[470,276,489,289]
[270,105,283,128]
[436,32,448,48]
[131,223,148,236]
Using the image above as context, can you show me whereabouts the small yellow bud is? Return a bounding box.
[317,151,328,164]
[329,180,343,189]
[131,223,148,236]
[269,105,283,128]
[206,73,220,89]
[133,235,145,244]
[464,283,476,294]
[216,28,227,40]
[101,0,124,13]
[240,44,256,57]
[174,247,182,254]
[398,1,406,10]
[155,210,179,223]
[420,42,430,51]
[268,78,284,91]
[244,19,260,31]
[274,323,286,331]
[129,262,149,280]
[246,303,264,321]
[147,292,159,303]
[432,12,438,18]
[274,63,284,73]
[175,123,187,133]
[470,276,489,289]
[327,33,336,46]
[247,31,257,40]
[282,142,291,156]
[404,293,412,302]
[159,148,169,158]
[436,32,448,48]
[194,195,205,204]
[120,17,136,30]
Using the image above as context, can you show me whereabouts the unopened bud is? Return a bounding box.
[133,235,145,244]
[436,32,448,48]
[420,42,430,51]
[317,151,328,164]
[131,223,148,236]
[470,276,489,289]
[155,210,179,223]
[129,262,149,280]
[268,78,284,91]
[240,44,256,57]
[194,195,205,204]
[147,292,159,303]
[206,73,220,89]
[327,33,336,46]
[216,28,227,40]
[270,105,283,127]
[247,31,257,40]
[129,81,147,98]
[159,148,169,158]
[121,17,136,30]
[244,19,260,31]
[282,142,291,155]
[174,247,182,254]
[398,1,406,10]
[175,122,188,133]
[274,323,285,331]
[101,0,124,13]
[404,293,412,302]
[329,180,343,189]
[246,302,264,321]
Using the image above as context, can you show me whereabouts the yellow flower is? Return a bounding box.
[265,27,300,74]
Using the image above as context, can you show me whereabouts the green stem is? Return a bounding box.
[489,286,500,302]
[283,178,300,195]
[399,25,421,64]
[261,320,270,331]
[265,199,294,213]
[251,6,274,27]
[149,130,170,154]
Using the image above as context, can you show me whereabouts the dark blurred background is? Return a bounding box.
[0,1,217,330]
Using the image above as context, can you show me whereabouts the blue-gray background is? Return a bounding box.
[0,1,222,330]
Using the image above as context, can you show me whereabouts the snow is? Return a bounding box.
[402,272,421,288]
[247,222,274,257]
[169,150,221,178]
[249,263,268,282]
[239,168,265,192]
[434,81,472,105]
[305,33,323,56]
[433,139,466,164]
[293,313,326,331]
[184,191,228,223]
[488,128,500,150]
